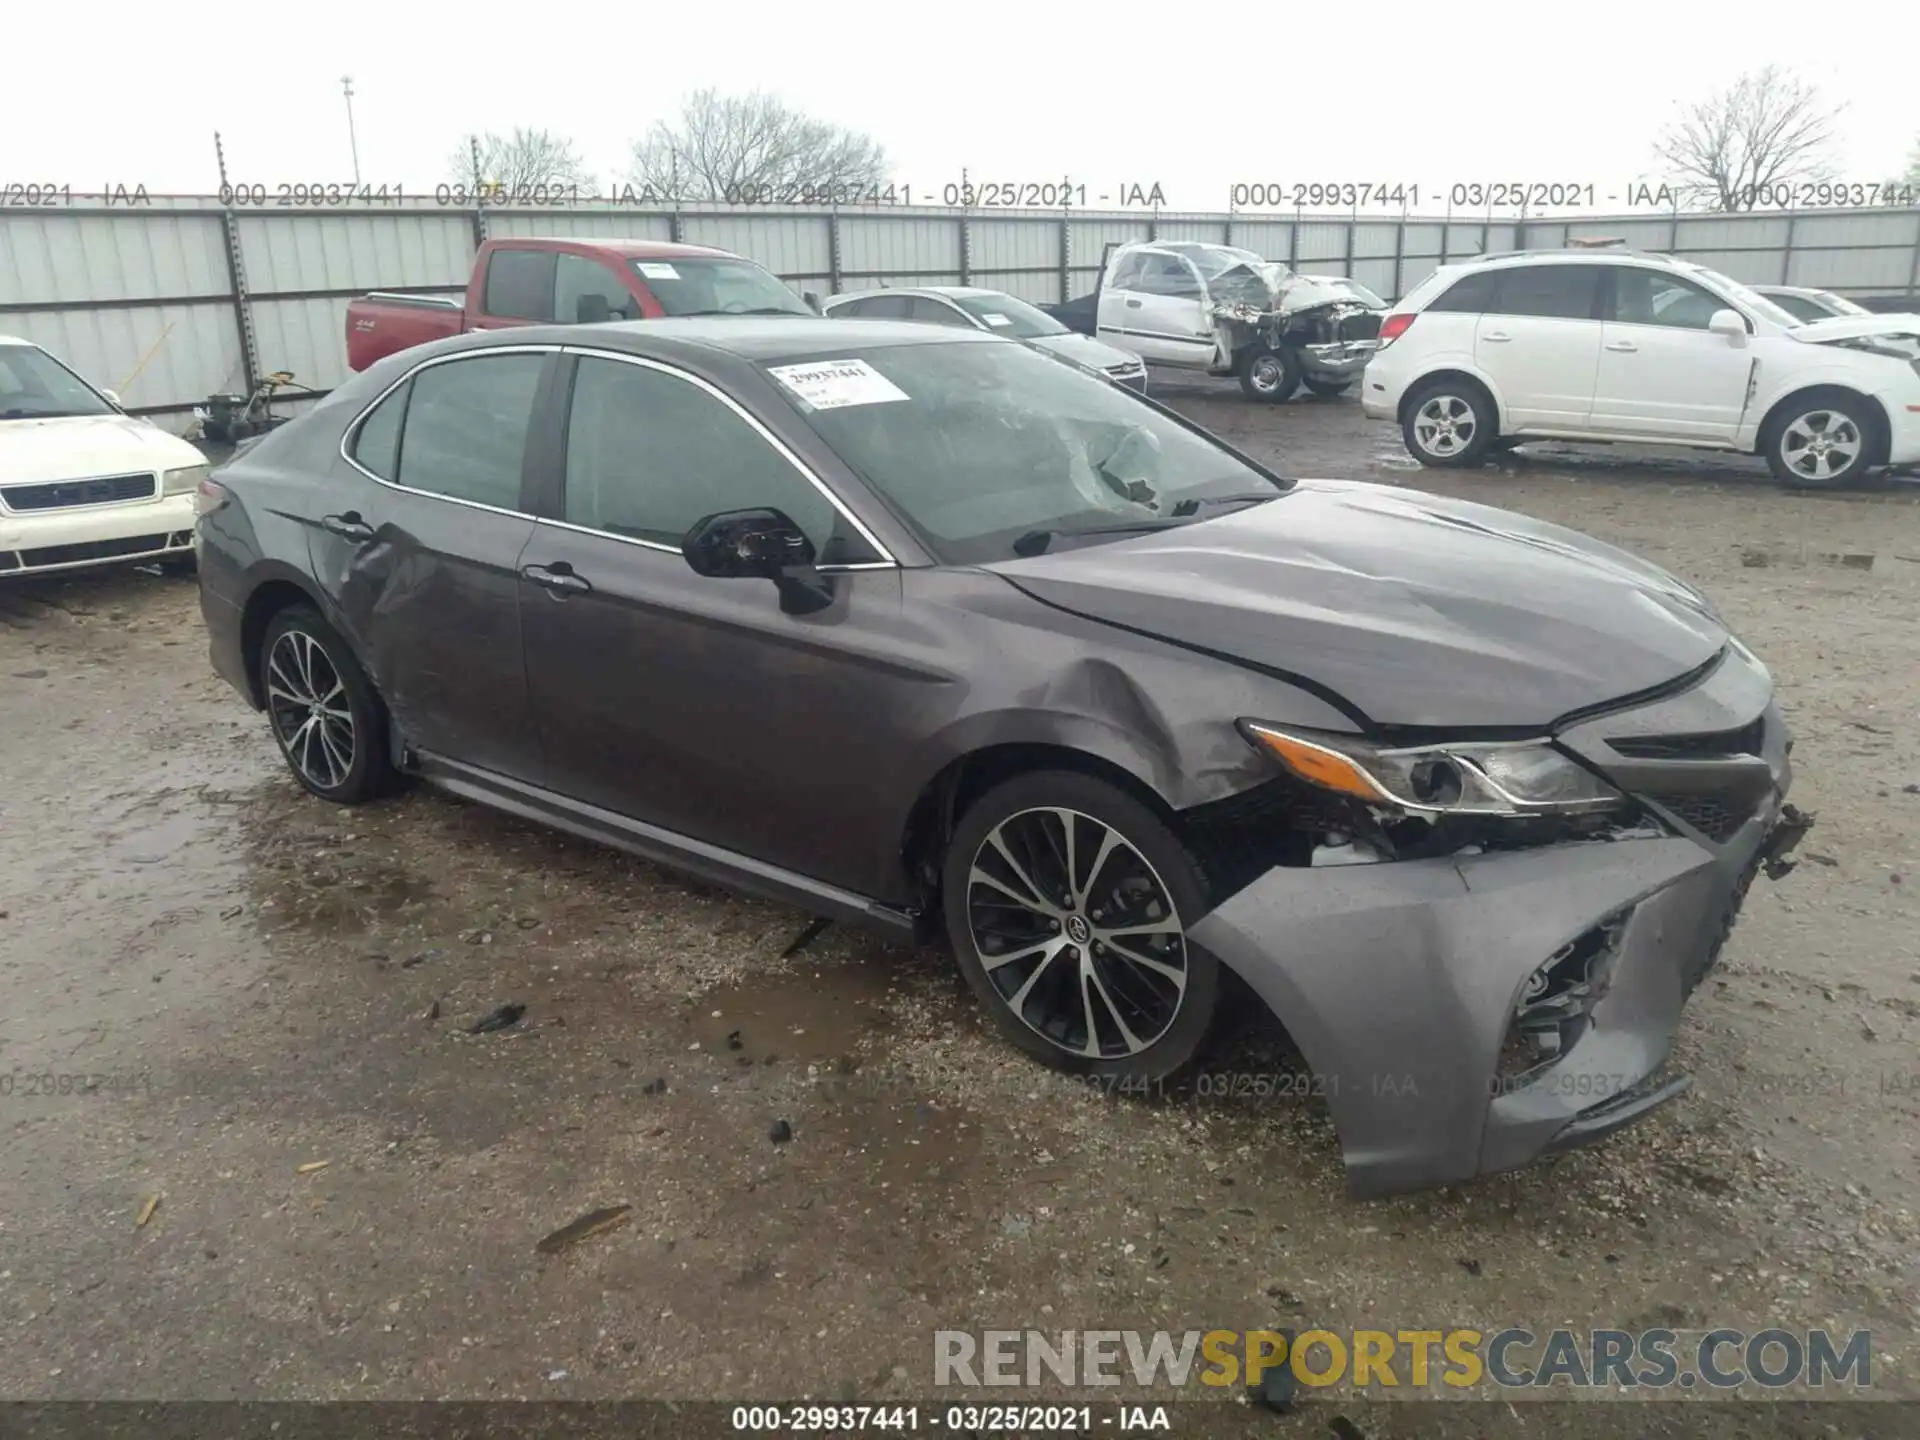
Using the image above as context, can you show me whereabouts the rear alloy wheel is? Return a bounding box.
[1403,380,1495,467]
[942,772,1219,1082]
[1237,344,1302,403]
[260,604,392,803]
[1302,377,1352,399]
[1765,396,1875,489]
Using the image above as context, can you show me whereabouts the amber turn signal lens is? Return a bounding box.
[1243,725,1387,801]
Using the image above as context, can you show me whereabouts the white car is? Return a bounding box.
[821,286,1149,392]
[1751,285,1874,323]
[1,335,205,577]
[1360,250,1920,488]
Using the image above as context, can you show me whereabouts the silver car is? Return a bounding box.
[822,286,1149,392]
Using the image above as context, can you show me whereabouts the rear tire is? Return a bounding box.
[1762,392,1878,489]
[1237,344,1302,403]
[1403,378,1496,467]
[941,770,1219,1083]
[1302,377,1352,398]
[259,604,394,804]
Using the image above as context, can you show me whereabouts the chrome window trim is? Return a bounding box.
[558,345,898,568]
[336,344,560,522]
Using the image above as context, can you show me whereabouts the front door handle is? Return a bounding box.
[1481,330,1512,343]
[1125,298,1143,309]
[1605,340,1638,352]
[521,561,591,596]
[321,512,375,542]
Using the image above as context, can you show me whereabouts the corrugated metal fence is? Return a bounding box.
[3,198,1918,434]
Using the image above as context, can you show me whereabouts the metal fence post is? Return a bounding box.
[1288,212,1300,267]
[1343,213,1356,278]
[1391,215,1405,301]
[1907,211,1920,298]
[1781,212,1797,285]
[830,211,844,294]
[1058,215,1070,303]
[958,210,971,287]
[472,204,489,250]
[669,209,684,244]
[219,207,259,395]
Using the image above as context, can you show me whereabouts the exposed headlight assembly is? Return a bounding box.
[1241,722,1626,816]
[163,463,210,496]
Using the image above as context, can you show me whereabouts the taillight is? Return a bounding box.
[1377,313,1416,348]
[195,478,232,517]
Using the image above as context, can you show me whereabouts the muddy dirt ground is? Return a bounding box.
[2,383,1918,1434]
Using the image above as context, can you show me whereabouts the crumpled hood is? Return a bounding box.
[1026,332,1143,372]
[1210,263,1387,323]
[990,479,1728,730]
[1786,314,1920,344]
[0,414,203,486]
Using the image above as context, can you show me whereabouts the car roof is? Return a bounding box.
[825,286,1003,302]
[501,238,739,261]
[1453,248,1686,269]
[0,333,32,346]
[448,316,1000,362]
[1752,284,1826,297]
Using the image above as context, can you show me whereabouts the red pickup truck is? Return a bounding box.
[344,237,815,371]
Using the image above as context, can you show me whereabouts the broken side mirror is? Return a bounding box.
[1708,308,1748,344]
[680,507,834,614]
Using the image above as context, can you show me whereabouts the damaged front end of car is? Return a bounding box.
[1179,640,1811,1197]
[1208,264,1386,383]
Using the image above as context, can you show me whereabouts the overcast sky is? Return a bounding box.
[14,0,1917,214]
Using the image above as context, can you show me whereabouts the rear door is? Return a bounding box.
[513,349,907,890]
[1590,266,1754,441]
[313,348,551,780]
[1473,263,1604,429]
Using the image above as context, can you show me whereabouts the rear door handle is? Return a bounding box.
[1605,340,1638,352]
[520,562,591,596]
[1481,330,1512,343]
[1125,298,1143,309]
[320,512,374,542]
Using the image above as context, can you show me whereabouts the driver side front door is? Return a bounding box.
[1122,253,1217,369]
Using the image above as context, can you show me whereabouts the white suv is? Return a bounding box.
[1360,250,1920,488]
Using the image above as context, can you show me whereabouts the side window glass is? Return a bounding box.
[1136,257,1202,299]
[1611,271,1729,330]
[1490,265,1599,320]
[1107,253,1143,290]
[553,255,636,324]
[394,354,544,509]
[563,357,878,565]
[483,249,557,321]
[910,297,975,327]
[1426,270,1499,313]
[861,294,914,319]
[350,379,409,480]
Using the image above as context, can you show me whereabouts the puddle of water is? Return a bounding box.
[691,962,900,1066]
[806,1092,981,1190]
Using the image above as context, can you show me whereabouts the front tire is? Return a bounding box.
[1302,377,1352,399]
[941,770,1220,1082]
[259,604,393,803]
[1403,379,1496,467]
[1237,344,1302,403]
[1763,393,1877,489]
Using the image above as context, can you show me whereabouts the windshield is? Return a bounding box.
[0,344,116,420]
[630,258,811,317]
[1688,266,1804,329]
[763,340,1286,565]
[951,292,1067,339]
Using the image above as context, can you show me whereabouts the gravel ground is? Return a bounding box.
[1,385,1917,1434]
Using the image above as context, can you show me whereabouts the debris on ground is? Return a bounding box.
[401,949,443,968]
[296,1160,331,1175]
[535,1203,634,1255]
[1247,1330,1297,1413]
[1457,1256,1483,1276]
[769,1119,794,1145]
[782,917,832,958]
[468,1003,526,1034]
[134,1195,160,1228]
[642,1077,667,1095]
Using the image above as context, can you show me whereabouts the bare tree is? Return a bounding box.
[626,90,888,201]
[1652,66,1844,211]
[1905,137,1920,192]
[447,128,594,194]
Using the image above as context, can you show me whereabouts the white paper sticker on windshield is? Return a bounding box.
[982,313,1013,327]
[637,262,680,280]
[767,359,910,410]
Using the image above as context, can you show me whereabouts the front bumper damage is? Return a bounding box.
[1208,268,1384,380]
[1187,644,1809,1197]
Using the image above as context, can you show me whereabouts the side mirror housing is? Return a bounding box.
[681,508,834,614]
[99,387,122,407]
[803,290,823,315]
[1708,308,1748,342]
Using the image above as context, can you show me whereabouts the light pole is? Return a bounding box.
[342,76,361,185]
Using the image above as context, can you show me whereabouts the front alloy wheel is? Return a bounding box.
[943,773,1219,1081]
[1768,400,1873,488]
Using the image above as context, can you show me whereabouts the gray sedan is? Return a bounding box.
[823,285,1149,392]
[197,318,1809,1198]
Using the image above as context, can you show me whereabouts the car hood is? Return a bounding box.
[1785,314,1920,344]
[1026,332,1144,371]
[0,414,203,485]
[989,479,1728,730]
